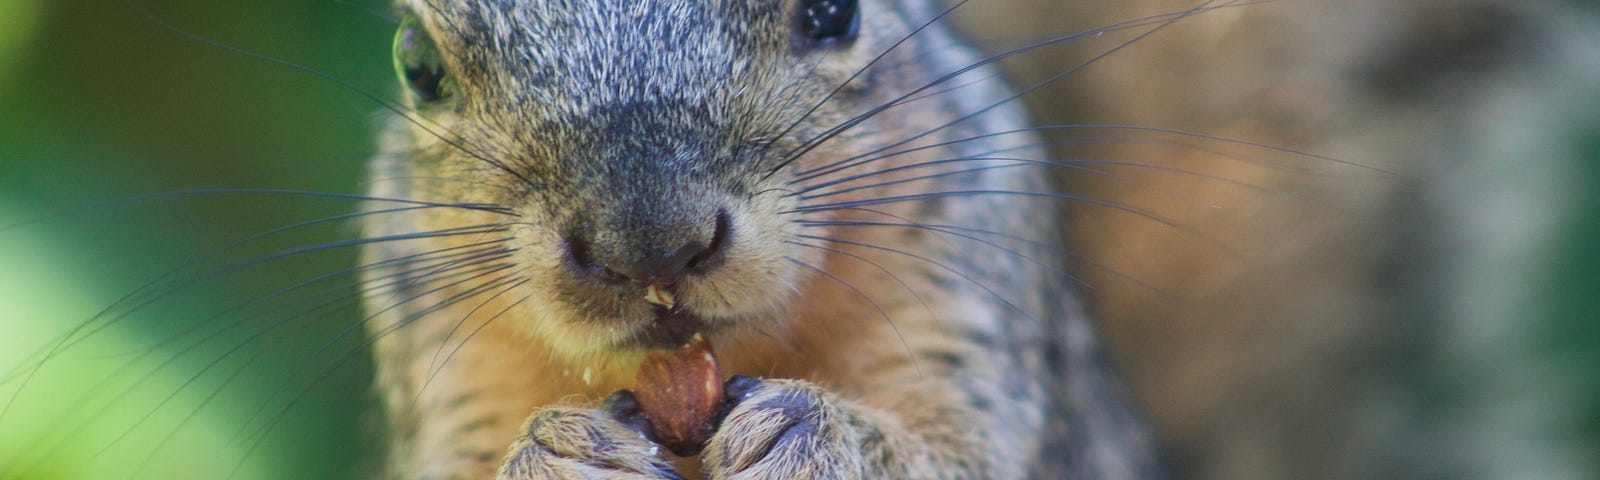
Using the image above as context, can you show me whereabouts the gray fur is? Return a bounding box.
[362,1,1159,478]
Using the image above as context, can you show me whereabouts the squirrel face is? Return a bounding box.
[390,0,938,359]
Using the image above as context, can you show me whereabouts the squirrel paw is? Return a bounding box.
[496,392,684,480]
[702,377,867,480]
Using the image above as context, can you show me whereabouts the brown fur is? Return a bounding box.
[363,0,1157,478]
[360,0,1600,478]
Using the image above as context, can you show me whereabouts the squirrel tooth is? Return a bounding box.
[645,284,676,308]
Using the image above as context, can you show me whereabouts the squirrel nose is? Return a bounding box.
[565,210,730,287]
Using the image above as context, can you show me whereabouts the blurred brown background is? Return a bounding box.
[1,1,1596,479]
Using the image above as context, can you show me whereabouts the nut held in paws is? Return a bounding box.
[633,334,724,456]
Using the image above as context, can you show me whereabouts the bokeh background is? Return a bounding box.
[1,1,1596,479]
[1,0,393,478]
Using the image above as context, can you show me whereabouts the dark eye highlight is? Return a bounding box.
[393,14,452,103]
[793,0,860,49]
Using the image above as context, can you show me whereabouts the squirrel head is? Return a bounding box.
[382,0,984,360]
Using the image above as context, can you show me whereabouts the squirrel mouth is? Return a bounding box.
[630,282,707,349]
[626,306,706,350]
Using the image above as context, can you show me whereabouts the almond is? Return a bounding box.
[633,335,724,456]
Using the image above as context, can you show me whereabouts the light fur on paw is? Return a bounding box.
[702,378,870,480]
[496,403,684,480]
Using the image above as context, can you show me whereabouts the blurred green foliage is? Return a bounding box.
[1544,133,1600,460]
[1,1,1596,479]
[0,0,44,91]
[1,0,395,478]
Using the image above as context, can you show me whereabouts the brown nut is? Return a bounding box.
[633,335,724,456]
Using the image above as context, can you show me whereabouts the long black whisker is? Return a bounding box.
[796,233,1034,329]
[360,231,518,320]
[70,205,471,359]
[414,281,533,405]
[830,200,1135,291]
[333,0,401,24]
[887,67,1002,110]
[229,256,518,442]
[15,253,519,476]
[27,246,516,475]
[796,220,1085,289]
[777,1,1236,178]
[91,240,508,366]
[758,0,977,180]
[808,1,1230,178]
[419,273,525,374]
[808,122,1392,180]
[227,265,528,480]
[788,189,1177,226]
[794,189,1255,263]
[786,242,934,374]
[0,239,510,478]
[783,257,920,376]
[360,175,509,192]
[146,250,519,470]
[820,216,1183,303]
[0,222,508,436]
[792,122,1351,185]
[1027,123,1399,175]
[805,158,1295,221]
[2,188,513,235]
[414,277,531,406]
[21,223,508,362]
[230,262,520,448]
[124,0,540,191]
[747,26,844,161]
[794,157,1236,207]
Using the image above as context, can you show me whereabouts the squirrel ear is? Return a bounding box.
[792,0,860,50]
[393,14,452,103]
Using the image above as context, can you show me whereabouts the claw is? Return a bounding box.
[713,375,764,431]
[602,390,656,440]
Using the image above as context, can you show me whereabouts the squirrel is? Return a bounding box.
[1,0,1591,479]
[361,0,1159,478]
[356,0,1600,479]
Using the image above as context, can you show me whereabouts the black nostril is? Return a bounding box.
[565,234,629,284]
[565,210,732,286]
[649,240,707,283]
[624,210,731,283]
[684,210,731,273]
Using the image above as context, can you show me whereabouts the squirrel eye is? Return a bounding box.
[393,14,451,103]
[793,0,860,48]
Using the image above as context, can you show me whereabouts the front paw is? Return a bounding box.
[497,392,684,480]
[703,377,868,479]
